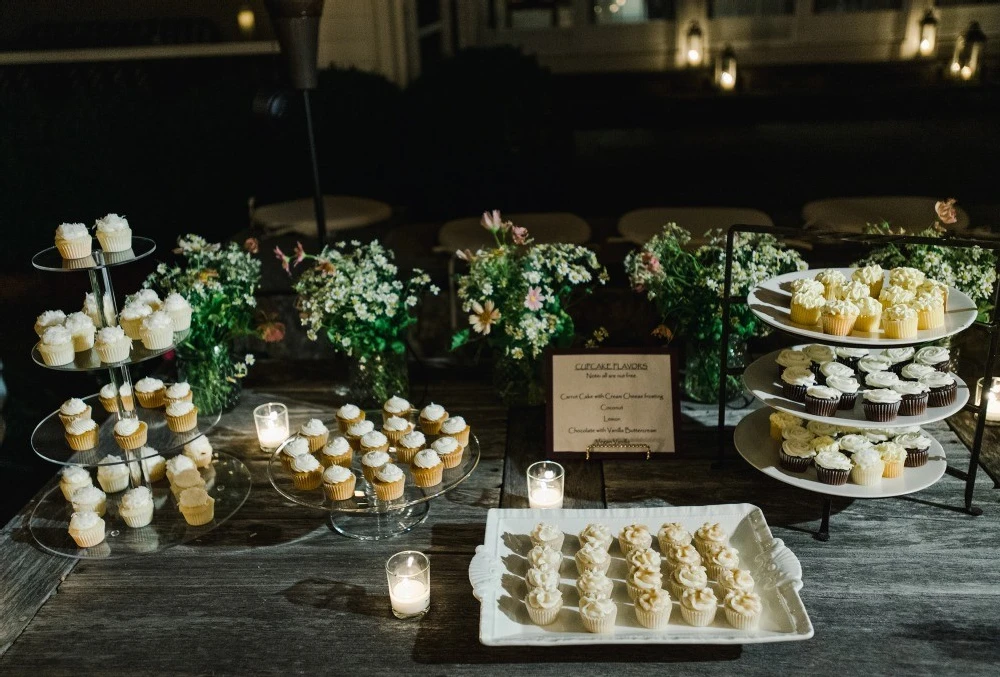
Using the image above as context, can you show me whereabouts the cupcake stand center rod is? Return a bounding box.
[88,262,145,490]
[717,224,1000,540]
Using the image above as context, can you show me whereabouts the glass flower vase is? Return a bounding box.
[177,344,243,416]
[348,351,409,409]
[493,355,546,407]
[682,337,746,404]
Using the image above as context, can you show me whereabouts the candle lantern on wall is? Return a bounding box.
[918,9,938,57]
[686,21,704,67]
[951,21,987,80]
[715,44,737,91]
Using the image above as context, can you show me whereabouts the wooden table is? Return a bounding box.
[2,379,998,675]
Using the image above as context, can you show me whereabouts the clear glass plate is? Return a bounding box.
[32,237,156,272]
[32,329,188,372]
[29,451,251,559]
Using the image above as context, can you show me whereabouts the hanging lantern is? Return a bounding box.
[951,21,987,80]
[715,45,737,91]
[237,6,257,38]
[918,9,938,57]
[686,21,704,68]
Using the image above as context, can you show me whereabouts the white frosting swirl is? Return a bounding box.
[637,588,671,612]
[838,280,871,303]
[440,416,467,434]
[361,450,390,467]
[337,403,361,419]
[725,591,762,616]
[95,213,130,233]
[806,385,840,400]
[836,347,870,358]
[915,346,950,365]
[528,545,562,570]
[579,523,612,549]
[790,278,825,295]
[431,437,461,455]
[711,546,740,570]
[283,437,310,458]
[720,569,755,593]
[620,524,652,549]
[100,383,131,398]
[114,419,141,436]
[884,304,917,321]
[880,284,915,306]
[681,587,717,612]
[413,449,441,469]
[889,267,925,289]
[865,371,900,389]
[575,543,610,567]
[823,299,859,316]
[399,431,426,448]
[531,522,561,543]
[826,376,859,394]
[852,447,883,469]
[120,486,152,509]
[838,434,874,454]
[526,567,560,591]
[806,420,842,437]
[60,398,88,415]
[361,431,388,448]
[165,382,191,398]
[919,372,955,388]
[374,463,403,483]
[300,418,328,435]
[626,548,662,572]
[56,223,89,240]
[347,420,375,437]
[658,522,691,545]
[902,363,936,380]
[894,432,931,450]
[820,362,854,379]
[791,291,825,309]
[526,587,562,610]
[667,544,702,567]
[166,401,194,417]
[781,366,816,386]
[135,377,164,393]
[881,347,915,363]
[184,436,212,454]
[323,465,353,484]
[383,416,410,432]
[782,426,815,443]
[875,442,908,463]
[695,522,727,544]
[627,569,662,592]
[816,270,847,286]
[323,437,351,456]
[781,440,816,459]
[803,345,836,363]
[776,350,812,368]
[420,403,446,421]
[893,381,929,396]
[291,454,320,473]
[810,435,839,455]
[858,356,892,373]
[383,396,411,414]
[579,596,615,620]
[863,388,902,404]
[672,564,708,591]
[814,450,852,471]
[576,571,613,598]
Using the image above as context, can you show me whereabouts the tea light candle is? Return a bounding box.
[975,377,1000,425]
[386,551,430,619]
[527,460,564,510]
[254,402,289,452]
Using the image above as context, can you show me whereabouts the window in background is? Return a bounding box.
[709,0,794,18]
[506,1,574,28]
[594,0,676,23]
[813,0,904,12]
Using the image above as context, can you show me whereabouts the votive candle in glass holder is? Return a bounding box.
[975,377,1000,426]
[386,551,430,619]
[527,460,564,509]
[254,402,289,452]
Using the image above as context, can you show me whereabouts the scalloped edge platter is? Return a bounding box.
[733,408,946,499]
[469,505,813,646]
[747,268,978,346]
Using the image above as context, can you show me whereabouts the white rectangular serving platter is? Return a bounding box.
[469,504,813,646]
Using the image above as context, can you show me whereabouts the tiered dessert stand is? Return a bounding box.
[717,225,1000,541]
[267,410,480,541]
[28,240,251,558]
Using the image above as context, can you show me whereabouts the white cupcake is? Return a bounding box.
[525,588,562,626]
[94,213,132,252]
[183,435,213,468]
[162,292,192,331]
[119,486,154,528]
[94,326,132,363]
[67,510,105,548]
[59,465,93,501]
[64,311,97,352]
[34,309,66,337]
[165,454,197,483]
[119,302,152,340]
[83,292,116,326]
[579,595,617,633]
[71,485,107,517]
[38,326,74,366]
[54,222,92,260]
[529,522,565,552]
[139,311,175,350]
[97,454,131,493]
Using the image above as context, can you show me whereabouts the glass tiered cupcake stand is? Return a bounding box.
[267,410,480,541]
[730,264,979,541]
[28,239,251,559]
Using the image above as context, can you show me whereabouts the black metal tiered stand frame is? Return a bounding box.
[717,224,1000,541]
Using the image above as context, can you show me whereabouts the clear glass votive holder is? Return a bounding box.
[975,377,1000,426]
[386,551,430,619]
[254,402,289,452]
[527,460,564,509]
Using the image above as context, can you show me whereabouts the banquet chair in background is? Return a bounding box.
[251,195,392,239]
[617,207,780,249]
[437,212,592,330]
[802,196,971,234]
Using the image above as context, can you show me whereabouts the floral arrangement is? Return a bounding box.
[451,211,608,404]
[853,199,996,319]
[626,224,807,401]
[145,235,281,413]
[277,239,438,403]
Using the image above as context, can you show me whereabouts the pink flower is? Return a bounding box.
[456,249,476,263]
[274,246,291,274]
[633,284,645,294]
[481,210,503,232]
[259,321,286,343]
[641,252,661,273]
[511,225,529,245]
[935,198,958,225]
[293,241,306,266]
[243,237,259,254]
[524,286,545,311]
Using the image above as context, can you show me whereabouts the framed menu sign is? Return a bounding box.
[546,348,680,460]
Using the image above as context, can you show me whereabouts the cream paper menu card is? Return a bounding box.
[549,352,676,455]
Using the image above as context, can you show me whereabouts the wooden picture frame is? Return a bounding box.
[545,347,682,461]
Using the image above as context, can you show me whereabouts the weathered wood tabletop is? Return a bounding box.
[1,377,998,676]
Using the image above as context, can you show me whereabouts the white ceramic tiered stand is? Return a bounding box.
[28,240,251,558]
[736,269,978,539]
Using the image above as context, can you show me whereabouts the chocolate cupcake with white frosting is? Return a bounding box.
[863,388,902,422]
[781,366,815,402]
[920,371,958,407]
[893,380,930,416]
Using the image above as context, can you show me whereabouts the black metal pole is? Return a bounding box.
[303,89,326,245]
[817,496,832,542]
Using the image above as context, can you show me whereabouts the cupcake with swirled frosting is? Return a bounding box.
[779,440,816,473]
[863,388,901,422]
[657,521,692,552]
[525,566,560,592]
[775,349,811,378]
[901,362,936,382]
[618,523,652,557]
[883,304,918,340]
[335,403,364,433]
[876,441,908,477]
[280,437,311,469]
[291,453,323,491]
[139,311,175,350]
[826,375,860,410]
[782,425,814,444]
[579,523,613,551]
[396,430,426,464]
[94,213,132,253]
[381,415,412,447]
[893,380,930,416]
[855,297,884,333]
[345,419,375,451]
[815,269,847,301]
[920,371,957,407]
[418,402,448,435]
[822,299,860,336]
[769,411,804,440]
[804,385,841,417]
[705,545,740,581]
[814,449,852,485]
[819,361,854,382]
[60,465,93,502]
[889,266,925,291]
[914,346,951,372]
[113,417,148,450]
[411,449,444,488]
[574,542,611,575]
[724,590,763,630]
[134,377,166,408]
[528,545,562,572]
[371,462,405,500]
[625,567,663,601]
[299,418,329,452]
[359,430,389,455]
[789,278,825,296]
[162,293,192,331]
[64,312,96,352]
[525,587,562,626]
[852,264,884,297]
[865,370,900,390]
[361,449,390,482]
[94,326,131,364]
[635,588,672,629]
[439,416,470,447]
[576,570,614,600]
[322,464,356,501]
[54,222,92,260]
[382,395,412,421]
[789,291,825,326]
[669,563,708,600]
[719,568,755,595]
[530,522,565,552]
[165,400,198,433]
[320,436,353,468]
[579,595,616,633]
[895,432,932,467]
[626,547,661,574]
[781,366,815,403]
[430,436,463,469]
[913,293,945,330]
[118,302,152,340]
[665,543,702,573]
[68,510,105,548]
[850,447,884,486]
[680,587,718,627]
[837,434,874,456]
